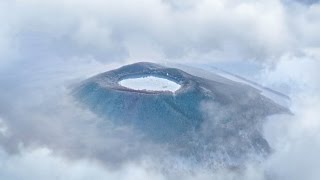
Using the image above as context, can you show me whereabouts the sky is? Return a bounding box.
[0,0,319,179]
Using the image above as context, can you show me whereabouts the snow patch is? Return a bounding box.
[119,76,181,92]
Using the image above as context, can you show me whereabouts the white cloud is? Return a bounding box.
[0,0,319,179]
[259,50,320,180]
[0,147,167,180]
[0,0,319,65]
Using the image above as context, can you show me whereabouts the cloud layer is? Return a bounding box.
[0,0,319,179]
[0,0,319,65]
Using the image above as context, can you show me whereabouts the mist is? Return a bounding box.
[0,0,319,179]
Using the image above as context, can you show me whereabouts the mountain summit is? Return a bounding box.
[73,62,288,167]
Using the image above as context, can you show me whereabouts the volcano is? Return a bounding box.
[73,62,288,167]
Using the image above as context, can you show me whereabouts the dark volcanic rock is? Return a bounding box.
[73,62,288,167]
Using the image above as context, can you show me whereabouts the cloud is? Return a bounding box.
[0,56,161,166]
[260,50,320,180]
[0,147,168,180]
[0,0,319,65]
[0,0,319,179]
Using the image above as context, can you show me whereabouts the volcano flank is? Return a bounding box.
[73,62,288,167]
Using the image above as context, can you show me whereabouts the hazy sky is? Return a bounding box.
[0,0,319,179]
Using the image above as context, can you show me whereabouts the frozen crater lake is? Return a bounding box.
[119,76,181,92]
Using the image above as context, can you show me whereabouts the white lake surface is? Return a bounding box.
[119,76,181,92]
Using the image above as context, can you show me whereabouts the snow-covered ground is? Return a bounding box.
[206,68,291,108]
[168,63,290,108]
[119,76,181,92]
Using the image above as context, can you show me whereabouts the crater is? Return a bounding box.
[118,76,181,92]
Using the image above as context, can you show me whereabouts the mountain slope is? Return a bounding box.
[73,62,288,167]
